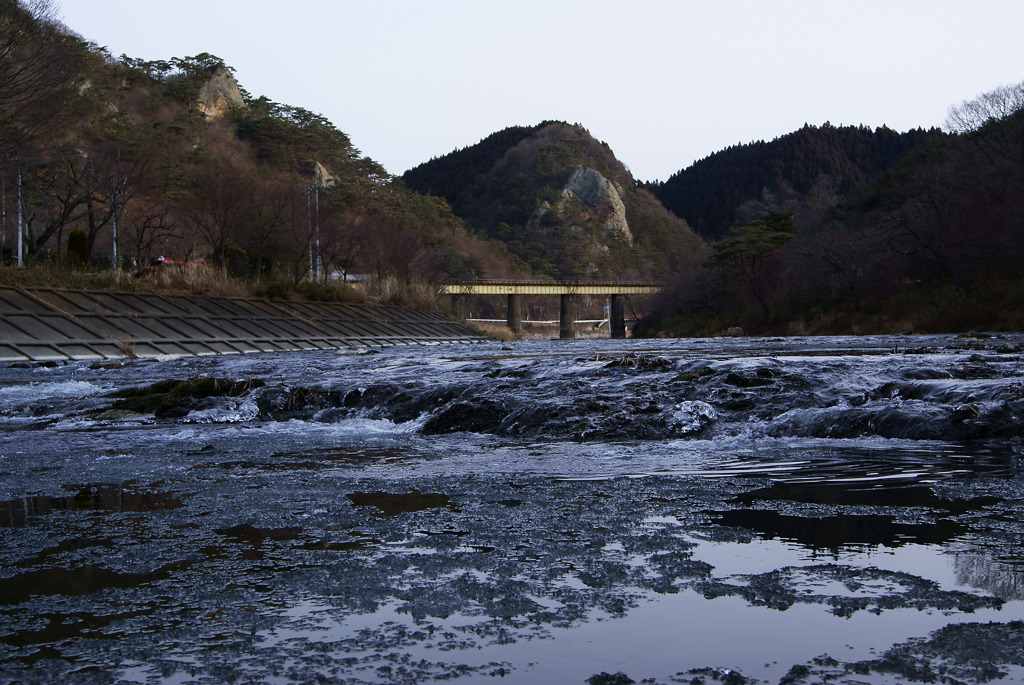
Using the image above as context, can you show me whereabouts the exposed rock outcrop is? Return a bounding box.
[197,66,245,118]
[561,166,631,243]
[527,165,633,247]
[312,161,336,188]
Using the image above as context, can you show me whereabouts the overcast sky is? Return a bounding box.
[58,0,1023,182]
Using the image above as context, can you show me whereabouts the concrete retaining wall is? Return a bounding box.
[0,286,488,362]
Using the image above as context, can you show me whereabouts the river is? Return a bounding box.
[2,334,1024,684]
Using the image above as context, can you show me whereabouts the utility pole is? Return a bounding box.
[305,186,313,281]
[111,201,118,270]
[304,182,322,282]
[16,164,23,268]
[110,150,128,271]
[1,175,6,259]
[314,184,321,282]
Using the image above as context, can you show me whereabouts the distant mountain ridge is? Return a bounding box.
[636,81,1024,337]
[402,124,546,202]
[648,123,947,241]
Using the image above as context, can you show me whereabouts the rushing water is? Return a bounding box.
[2,334,1024,684]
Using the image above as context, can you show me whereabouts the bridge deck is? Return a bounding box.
[440,280,662,296]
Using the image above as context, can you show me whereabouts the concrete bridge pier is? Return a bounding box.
[559,294,575,339]
[610,294,626,339]
[507,294,523,336]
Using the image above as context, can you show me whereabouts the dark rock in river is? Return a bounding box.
[106,377,265,418]
[421,398,510,434]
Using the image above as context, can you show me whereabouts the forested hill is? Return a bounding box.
[648,123,946,241]
[636,81,1024,337]
[401,124,547,202]
[402,122,703,280]
[0,1,517,293]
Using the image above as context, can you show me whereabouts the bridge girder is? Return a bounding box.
[440,280,662,296]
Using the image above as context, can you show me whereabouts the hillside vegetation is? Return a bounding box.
[4,1,1022,336]
[0,1,514,304]
[637,81,1024,337]
[648,124,946,242]
[403,122,704,280]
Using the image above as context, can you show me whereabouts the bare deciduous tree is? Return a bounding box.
[946,80,1024,172]
[0,0,80,159]
[318,207,363,282]
[242,178,301,280]
[121,198,179,268]
[179,166,255,274]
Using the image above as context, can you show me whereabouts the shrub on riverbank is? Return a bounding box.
[637,275,1024,337]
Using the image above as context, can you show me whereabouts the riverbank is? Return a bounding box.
[0,263,440,309]
[0,285,486,362]
[636,276,1024,338]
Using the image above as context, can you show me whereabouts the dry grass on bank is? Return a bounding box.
[463,321,516,342]
[0,264,136,291]
[0,265,453,313]
[366,277,440,311]
[0,263,253,297]
[145,264,251,297]
[782,279,1024,336]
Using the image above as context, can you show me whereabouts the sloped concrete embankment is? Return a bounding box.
[0,286,487,362]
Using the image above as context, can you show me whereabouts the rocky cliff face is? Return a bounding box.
[561,166,632,243]
[530,166,633,244]
[197,66,245,118]
[312,161,336,188]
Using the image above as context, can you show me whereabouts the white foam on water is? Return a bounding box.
[184,397,261,424]
[0,380,107,403]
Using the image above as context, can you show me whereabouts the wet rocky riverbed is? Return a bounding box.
[2,334,1024,683]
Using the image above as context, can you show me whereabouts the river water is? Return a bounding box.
[2,334,1024,684]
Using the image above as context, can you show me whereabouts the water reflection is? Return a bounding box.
[274,445,416,465]
[954,542,1024,601]
[347,490,452,516]
[0,561,189,605]
[713,508,967,550]
[0,483,184,528]
[735,480,1001,511]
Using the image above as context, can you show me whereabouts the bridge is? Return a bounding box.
[440,280,662,339]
